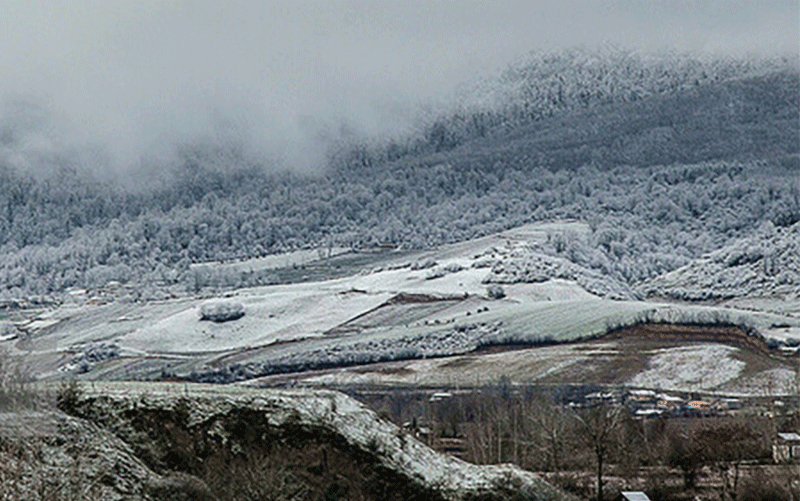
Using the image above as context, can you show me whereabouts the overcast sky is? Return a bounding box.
[1,0,798,176]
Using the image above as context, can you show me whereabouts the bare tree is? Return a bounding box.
[573,403,622,501]
[692,418,766,501]
[667,421,703,491]
[528,396,570,473]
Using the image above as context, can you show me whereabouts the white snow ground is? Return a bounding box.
[626,345,746,391]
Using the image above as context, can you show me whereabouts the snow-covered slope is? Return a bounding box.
[642,222,800,301]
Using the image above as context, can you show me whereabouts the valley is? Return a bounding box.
[0,36,797,500]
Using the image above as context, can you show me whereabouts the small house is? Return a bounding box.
[615,492,652,501]
[717,397,742,410]
[586,391,617,406]
[773,432,800,464]
[429,392,453,402]
[626,389,657,408]
[634,408,664,419]
[657,393,683,411]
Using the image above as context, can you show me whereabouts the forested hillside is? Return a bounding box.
[0,50,798,301]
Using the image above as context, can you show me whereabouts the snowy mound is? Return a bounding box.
[642,222,800,301]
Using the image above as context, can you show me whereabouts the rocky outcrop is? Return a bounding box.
[60,382,576,501]
[0,410,214,501]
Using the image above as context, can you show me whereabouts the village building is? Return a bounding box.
[773,432,800,464]
[634,408,664,419]
[657,393,683,411]
[680,399,713,417]
[614,491,652,501]
[625,389,657,409]
[586,391,618,406]
[716,397,742,411]
[429,392,453,402]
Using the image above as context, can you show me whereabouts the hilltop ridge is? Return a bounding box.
[49,382,576,501]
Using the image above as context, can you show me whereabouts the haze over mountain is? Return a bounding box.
[1,1,797,179]
[0,0,798,302]
[0,47,798,301]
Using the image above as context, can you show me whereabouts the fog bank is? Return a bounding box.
[1,0,797,181]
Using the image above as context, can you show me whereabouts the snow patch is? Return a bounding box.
[627,345,745,391]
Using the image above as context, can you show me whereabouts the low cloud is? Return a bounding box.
[0,0,797,181]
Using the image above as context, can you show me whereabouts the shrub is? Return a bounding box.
[737,468,793,501]
[0,349,36,410]
[486,285,506,299]
[0,322,19,340]
[56,379,84,414]
[199,301,245,322]
[147,472,216,501]
[443,263,465,273]
[425,269,446,280]
[411,259,437,270]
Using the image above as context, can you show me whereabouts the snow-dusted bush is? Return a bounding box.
[199,301,245,322]
[68,342,120,373]
[483,251,641,300]
[188,321,506,383]
[443,263,464,273]
[486,285,506,299]
[471,258,496,269]
[425,269,446,280]
[411,259,437,270]
[643,221,800,300]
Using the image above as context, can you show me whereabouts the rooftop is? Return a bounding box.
[619,492,652,501]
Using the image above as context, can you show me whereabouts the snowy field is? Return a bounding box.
[626,345,746,391]
[248,335,799,396]
[2,221,798,393]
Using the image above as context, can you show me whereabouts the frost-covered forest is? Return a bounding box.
[0,49,798,301]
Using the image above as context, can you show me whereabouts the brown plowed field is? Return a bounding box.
[601,323,772,356]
